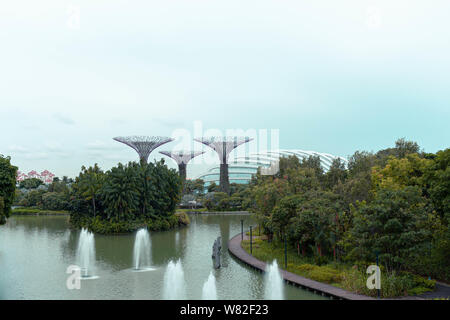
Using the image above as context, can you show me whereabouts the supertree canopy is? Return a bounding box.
[113,136,173,164]
[159,150,205,182]
[194,136,253,194]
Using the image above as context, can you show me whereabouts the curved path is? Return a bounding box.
[228,233,375,300]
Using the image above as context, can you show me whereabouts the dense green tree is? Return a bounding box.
[144,160,181,218]
[207,182,219,193]
[42,192,69,211]
[272,194,304,238]
[324,158,347,190]
[203,192,229,211]
[347,187,434,272]
[48,180,70,193]
[424,149,450,220]
[74,164,105,217]
[245,139,449,281]
[19,178,44,189]
[394,138,421,158]
[101,163,139,220]
[278,155,301,177]
[19,189,46,207]
[348,151,376,178]
[69,159,182,232]
[0,155,17,223]
[300,155,324,178]
[184,179,205,196]
[371,153,432,192]
[286,191,342,257]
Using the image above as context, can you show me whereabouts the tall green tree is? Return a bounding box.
[424,148,450,220]
[348,187,433,272]
[19,178,43,189]
[102,163,139,220]
[0,155,18,224]
[75,164,104,217]
[325,158,347,190]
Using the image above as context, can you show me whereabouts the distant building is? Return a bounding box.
[196,149,347,186]
[17,170,56,184]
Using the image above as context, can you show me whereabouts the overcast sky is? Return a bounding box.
[1,0,449,178]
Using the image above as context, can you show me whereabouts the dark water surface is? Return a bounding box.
[0,214,326,300]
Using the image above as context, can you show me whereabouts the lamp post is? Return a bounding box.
[250,226,253,254]
[241,220,244,241]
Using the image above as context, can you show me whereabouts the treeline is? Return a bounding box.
[69,160,187,233]
[12,159,187,233]
[14,177,73,211]
[247,139,450,282]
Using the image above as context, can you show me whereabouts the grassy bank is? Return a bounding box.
[241,237,436,298]
[12,208,70,215]
[176,208,208,213]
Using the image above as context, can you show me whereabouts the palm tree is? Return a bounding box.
[102,163,139,220]
[78,164,104,217]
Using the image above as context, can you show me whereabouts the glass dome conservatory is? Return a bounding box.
[196,149,347,186]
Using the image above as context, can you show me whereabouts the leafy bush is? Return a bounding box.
[42,192,69,211]
[309,267,342,283]
[408,287,432,296]
[296,264,315,272]
[203,192,228,211]
[175,212,190,226]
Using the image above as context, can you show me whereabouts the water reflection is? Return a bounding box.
[0,214,327,300]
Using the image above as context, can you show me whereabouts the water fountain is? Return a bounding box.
[265,260,284,300]
[162,259,186,300]
[201,272,218,300]
[76,228,97,279]
[133,228,152,271]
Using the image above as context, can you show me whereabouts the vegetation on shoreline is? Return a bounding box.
[241,139,449,296]
[176,208,208,213]
[10,159,188,234]
[242,237,436,298]
[12,208,69,215]
[70,211,189,234]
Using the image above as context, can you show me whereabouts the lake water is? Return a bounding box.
[0,214,326,300]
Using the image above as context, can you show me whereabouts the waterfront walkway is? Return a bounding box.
[228,233,376,300]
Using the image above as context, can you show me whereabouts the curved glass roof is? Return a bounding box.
[196,149,347,185]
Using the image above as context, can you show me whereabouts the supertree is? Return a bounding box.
[113,136,173,164]
[159,150,205,183]
[194,136,253,194]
